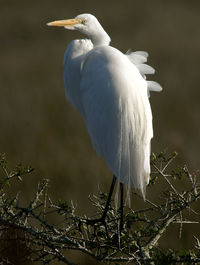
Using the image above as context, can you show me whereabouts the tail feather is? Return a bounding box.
[107,97,152,200]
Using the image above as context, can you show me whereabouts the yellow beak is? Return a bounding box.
[47,18,82,27]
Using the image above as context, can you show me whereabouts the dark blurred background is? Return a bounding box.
[0,0,200,264]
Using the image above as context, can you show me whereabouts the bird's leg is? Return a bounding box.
[87,175,116,225]
[117,182,124,249]
[119,182,124,234]
[101,175,117,221]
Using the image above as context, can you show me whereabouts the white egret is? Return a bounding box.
[47,14,162,228]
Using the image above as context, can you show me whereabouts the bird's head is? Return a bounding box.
[47,13,111,46]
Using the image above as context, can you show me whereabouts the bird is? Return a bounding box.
[47,13,162,228]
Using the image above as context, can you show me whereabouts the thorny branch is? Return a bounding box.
[0,152,200,264]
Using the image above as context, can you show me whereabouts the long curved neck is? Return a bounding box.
[89,30,111,46]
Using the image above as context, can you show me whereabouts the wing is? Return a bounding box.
[63,39,93,114]
[80,46,153,197]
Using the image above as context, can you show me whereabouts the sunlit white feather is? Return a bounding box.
[62,14,162,198]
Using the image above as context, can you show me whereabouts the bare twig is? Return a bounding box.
[0,152,200,264]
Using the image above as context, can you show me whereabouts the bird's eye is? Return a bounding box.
[81,19,87,25]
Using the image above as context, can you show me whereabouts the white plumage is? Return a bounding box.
[48,14,162,198]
